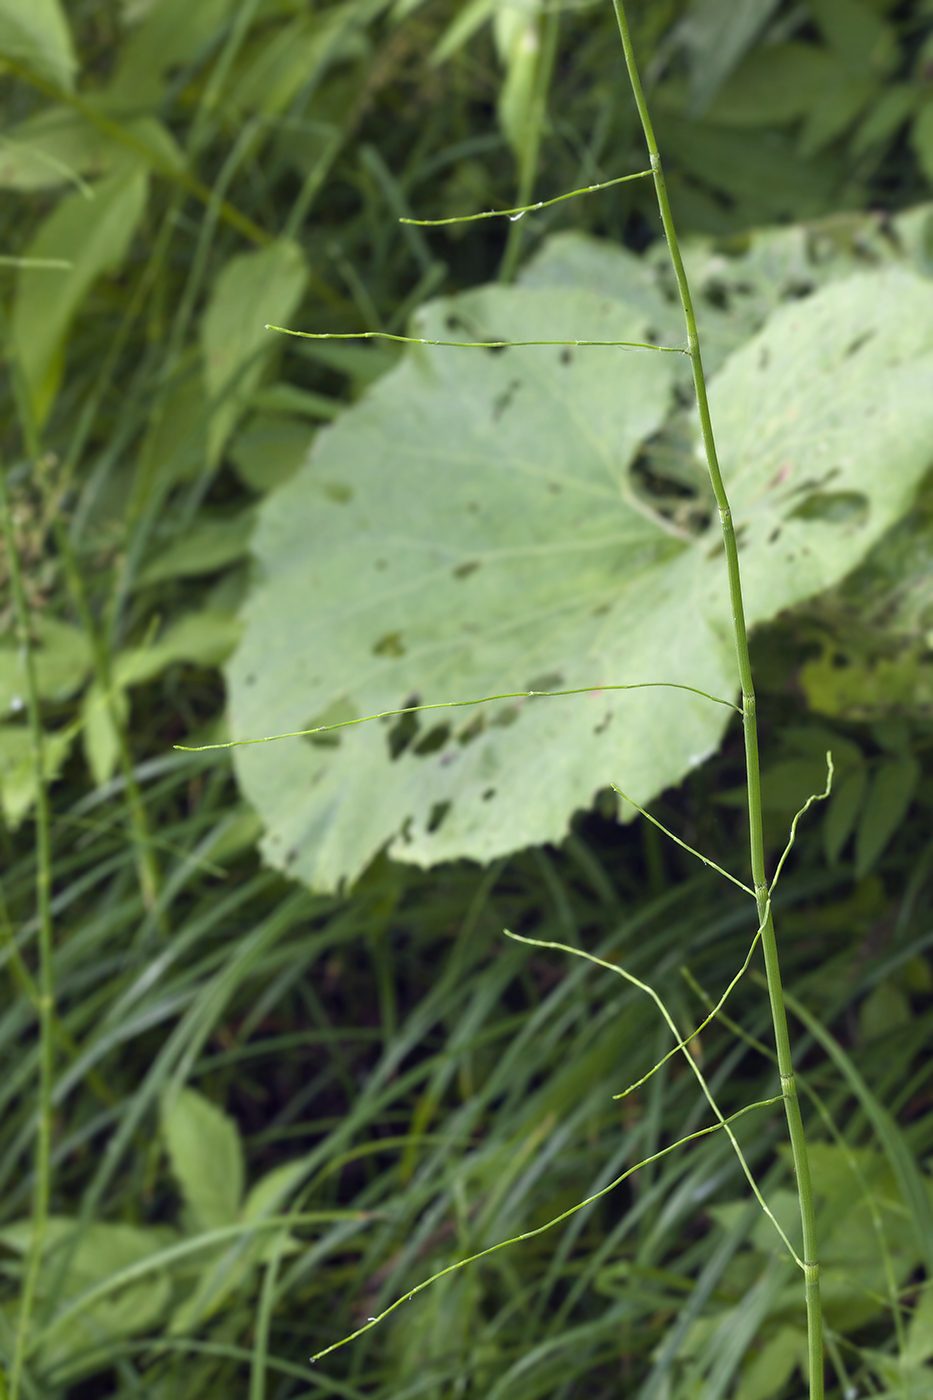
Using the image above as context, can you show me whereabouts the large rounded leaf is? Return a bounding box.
[229,258,933,890]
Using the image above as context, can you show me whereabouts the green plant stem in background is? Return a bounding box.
[499,4,561,285]
[0,456,54,1400]
[0,304,162,912]
[610,5,824,1397]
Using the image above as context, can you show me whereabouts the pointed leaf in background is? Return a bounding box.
[202,239,308,464]
[0,0,76,91]
[0,109,183,191]
[162,1088,244,1232]
[0,615,91,716]
[0,723,75,829]
[13,166,148,425]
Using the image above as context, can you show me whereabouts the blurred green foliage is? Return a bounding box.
[3,0,933,1397]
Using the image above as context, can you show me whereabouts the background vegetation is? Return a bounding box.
[3,0,933,1397]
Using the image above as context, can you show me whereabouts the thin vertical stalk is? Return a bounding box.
[499,4,560,284]
[0,456,54,1400]
[609,6,823,1398]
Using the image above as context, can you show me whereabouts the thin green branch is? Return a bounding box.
[175,681,741,753]
[614,912,767,1100]
[309,1093,782,1364]
[265,324,687,354]
[400,171,651,225]
[507,931,803,1266]
[768,754,834,898]
[611,785,755,897]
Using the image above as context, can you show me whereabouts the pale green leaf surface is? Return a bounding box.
[202,239,308,462]
[230,262,933,891]
[0,616,91,716]
[0,723,75,828]
[13,166,148,424]
[0,0,75,90]
[163,1088,244,1232]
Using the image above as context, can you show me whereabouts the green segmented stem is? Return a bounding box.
[610,5,823,1395]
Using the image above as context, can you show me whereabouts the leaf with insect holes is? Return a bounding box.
[228,249,933,892]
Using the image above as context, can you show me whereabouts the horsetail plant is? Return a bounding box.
[182,4,834,1392]
[613,5,824,1391]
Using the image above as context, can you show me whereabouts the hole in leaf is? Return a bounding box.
[525,671,564,693]
[492,378,521,420]
[844,329,876,359]
[492,705,519,728]
[427,800,451,833]
[482,788,496,801]
[560,348,573,365]
[323,481,353,503]
[787,491,869,526]
[414,723,451,756]
[373,631,406,657]
[454,560,480,579]
[459,714,485,745]
[303,697,359,747]
[388,696,420,759]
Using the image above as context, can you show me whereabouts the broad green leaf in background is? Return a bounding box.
[81,681,129,789]
[107,0,235,111]
[136,508,256,587]
[0,722,75,829]
[735,1325,806,1400]
[201,239,308,464]
[674,0,782,116]
[0,0,75,91]
[0,1217,174,1376]
[229,246,933,891]
[81,610,240,786]
[13,166,148,425]
[0,109,183,191]
[0,615,91,716]
[162,1088,244,1233]
[855,753,919,877]
[229,414,316,493]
